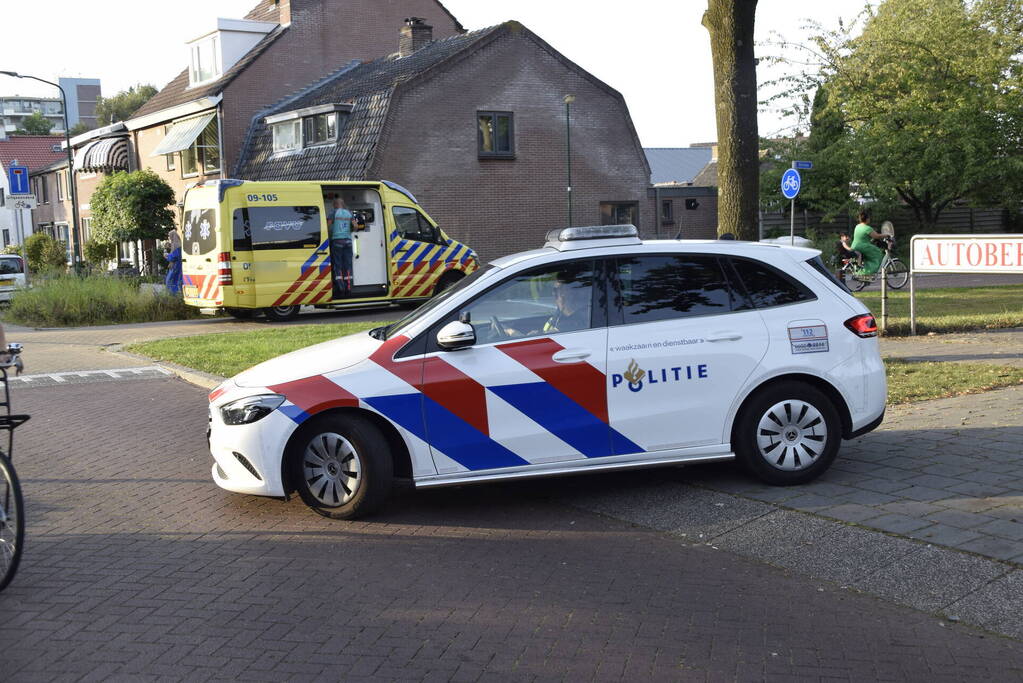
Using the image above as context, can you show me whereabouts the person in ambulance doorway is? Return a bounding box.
[328,197,366,298]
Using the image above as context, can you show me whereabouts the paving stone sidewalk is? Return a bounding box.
[881,327,1023,367]
[4,378,1023,681]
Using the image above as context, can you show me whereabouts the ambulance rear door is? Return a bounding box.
[244,186,330,308]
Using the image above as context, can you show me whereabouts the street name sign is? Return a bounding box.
[781,169,801,199]
[794,160,813,170]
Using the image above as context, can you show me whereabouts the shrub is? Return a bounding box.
[6,274,202,327]
[83,239,117,267]
[23,233,67,272]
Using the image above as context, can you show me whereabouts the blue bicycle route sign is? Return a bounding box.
[781,168,801,199]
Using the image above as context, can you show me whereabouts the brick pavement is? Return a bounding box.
[881,327,1023,368]
[4,378,1023,681]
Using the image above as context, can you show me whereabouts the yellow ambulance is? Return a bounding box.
[179,179,479,321]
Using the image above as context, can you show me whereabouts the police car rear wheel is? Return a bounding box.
[264,305,300,322]
[289,414,393,519]
[734,381,840,485]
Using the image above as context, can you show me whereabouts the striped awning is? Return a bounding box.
[74,137,131,173]
[151,112,216,156]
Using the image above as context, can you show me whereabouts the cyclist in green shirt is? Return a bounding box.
[850,211,886,275]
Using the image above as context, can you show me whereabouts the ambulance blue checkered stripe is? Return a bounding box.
[364,394,529,471]
[489,382,642,459]
[303,240,330,271]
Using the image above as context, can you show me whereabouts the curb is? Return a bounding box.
[107,345,227,391]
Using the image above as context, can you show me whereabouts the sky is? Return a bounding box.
[1,0,874,147]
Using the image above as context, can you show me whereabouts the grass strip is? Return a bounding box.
[854,284,1023,336]
[127,322,384,377]
[131,323,1023,405]
[885,359,1023,404]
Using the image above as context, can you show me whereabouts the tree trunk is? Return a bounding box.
[703,0,760,240]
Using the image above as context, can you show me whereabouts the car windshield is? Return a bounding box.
[373,266,497,340]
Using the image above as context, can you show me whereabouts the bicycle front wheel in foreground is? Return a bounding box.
[0,455,24,592]
[885,259,910,289]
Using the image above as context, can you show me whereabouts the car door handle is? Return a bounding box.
[552,349,591,363]
[706,333,742,342]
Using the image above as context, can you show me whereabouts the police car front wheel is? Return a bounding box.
[288,414,394,519]
[733,381,841,486]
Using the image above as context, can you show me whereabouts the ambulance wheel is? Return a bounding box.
[433,271,464,296]
[225,307,261,320]
[263,305,300,322]
[288,413,393,520]
[732,381,841,486]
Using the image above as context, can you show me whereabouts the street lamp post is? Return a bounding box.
[0,71,81,266]
[563,94,575,227]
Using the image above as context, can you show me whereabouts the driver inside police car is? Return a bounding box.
[504,268,591,337]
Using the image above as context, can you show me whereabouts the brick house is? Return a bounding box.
[30,123,133,255]
[125,0,464,202]
[235,20,651,260]
[0,134,66,248]
[645,145,719,240]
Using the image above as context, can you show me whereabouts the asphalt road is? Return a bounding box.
[853,272,1023,291]
[2,375,1023,681]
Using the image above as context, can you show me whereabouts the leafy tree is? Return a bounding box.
[95,84,158,125]
[763,0,1023,232]
[23,233,67,271]
[90,170,176,244]
[15,112,55,135]
[68,122,91,136]
[703,0,760,240]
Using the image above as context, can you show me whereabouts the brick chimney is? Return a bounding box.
[275,0,291,26]
[399,17,433,57]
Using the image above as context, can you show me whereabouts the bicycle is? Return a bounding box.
[837,236,910,292]
[0,343,29,593]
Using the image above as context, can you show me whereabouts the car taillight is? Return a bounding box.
[217,252,233,285]
[844,314,878,338]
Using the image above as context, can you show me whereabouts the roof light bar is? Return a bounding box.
[546,224,638,243]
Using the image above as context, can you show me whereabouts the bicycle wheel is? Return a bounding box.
[0,454,24,592]
[885,259,910,289]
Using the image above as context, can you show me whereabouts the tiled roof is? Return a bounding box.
[692,159,718,187]
[0,135,67,173]
[131,26,286,120]
[236,25,502,180]
[645,147,713,185]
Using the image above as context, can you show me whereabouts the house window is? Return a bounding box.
[272,120,302,153]
[81,217,92,242]
[165,125,176,171]
[477,111,514,158]
[600,201,638,226]
[56,171,65,200]
[661,200,673,223]
[190,37,220,85]
[303,112,337,147]
[181,117,220,177]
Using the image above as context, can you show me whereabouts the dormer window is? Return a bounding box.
[190,37,221,85]
[268,104,352,153]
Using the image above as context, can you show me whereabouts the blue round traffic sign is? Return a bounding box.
[781,169,801,199]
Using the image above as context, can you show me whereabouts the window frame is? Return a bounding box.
[232,205,322,252]
[189,36,221,86]
[660,199,673,224]
[302,112,338,148]
[477,111,515,159]
[271,120,302,153]
[391,205,442,245]
[608,252,751,327]
[600,201,639,227]
[180,116,221,178]
[724,255,818,310]
[414,257,611,356]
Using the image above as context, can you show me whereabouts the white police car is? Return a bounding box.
[207,225,886,519]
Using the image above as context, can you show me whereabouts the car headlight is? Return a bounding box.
[220,394,286,425]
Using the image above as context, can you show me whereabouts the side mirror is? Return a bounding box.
[437,320,476,351]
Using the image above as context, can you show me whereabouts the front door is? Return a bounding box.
[412,259,638,474]
[606,254,769,452]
